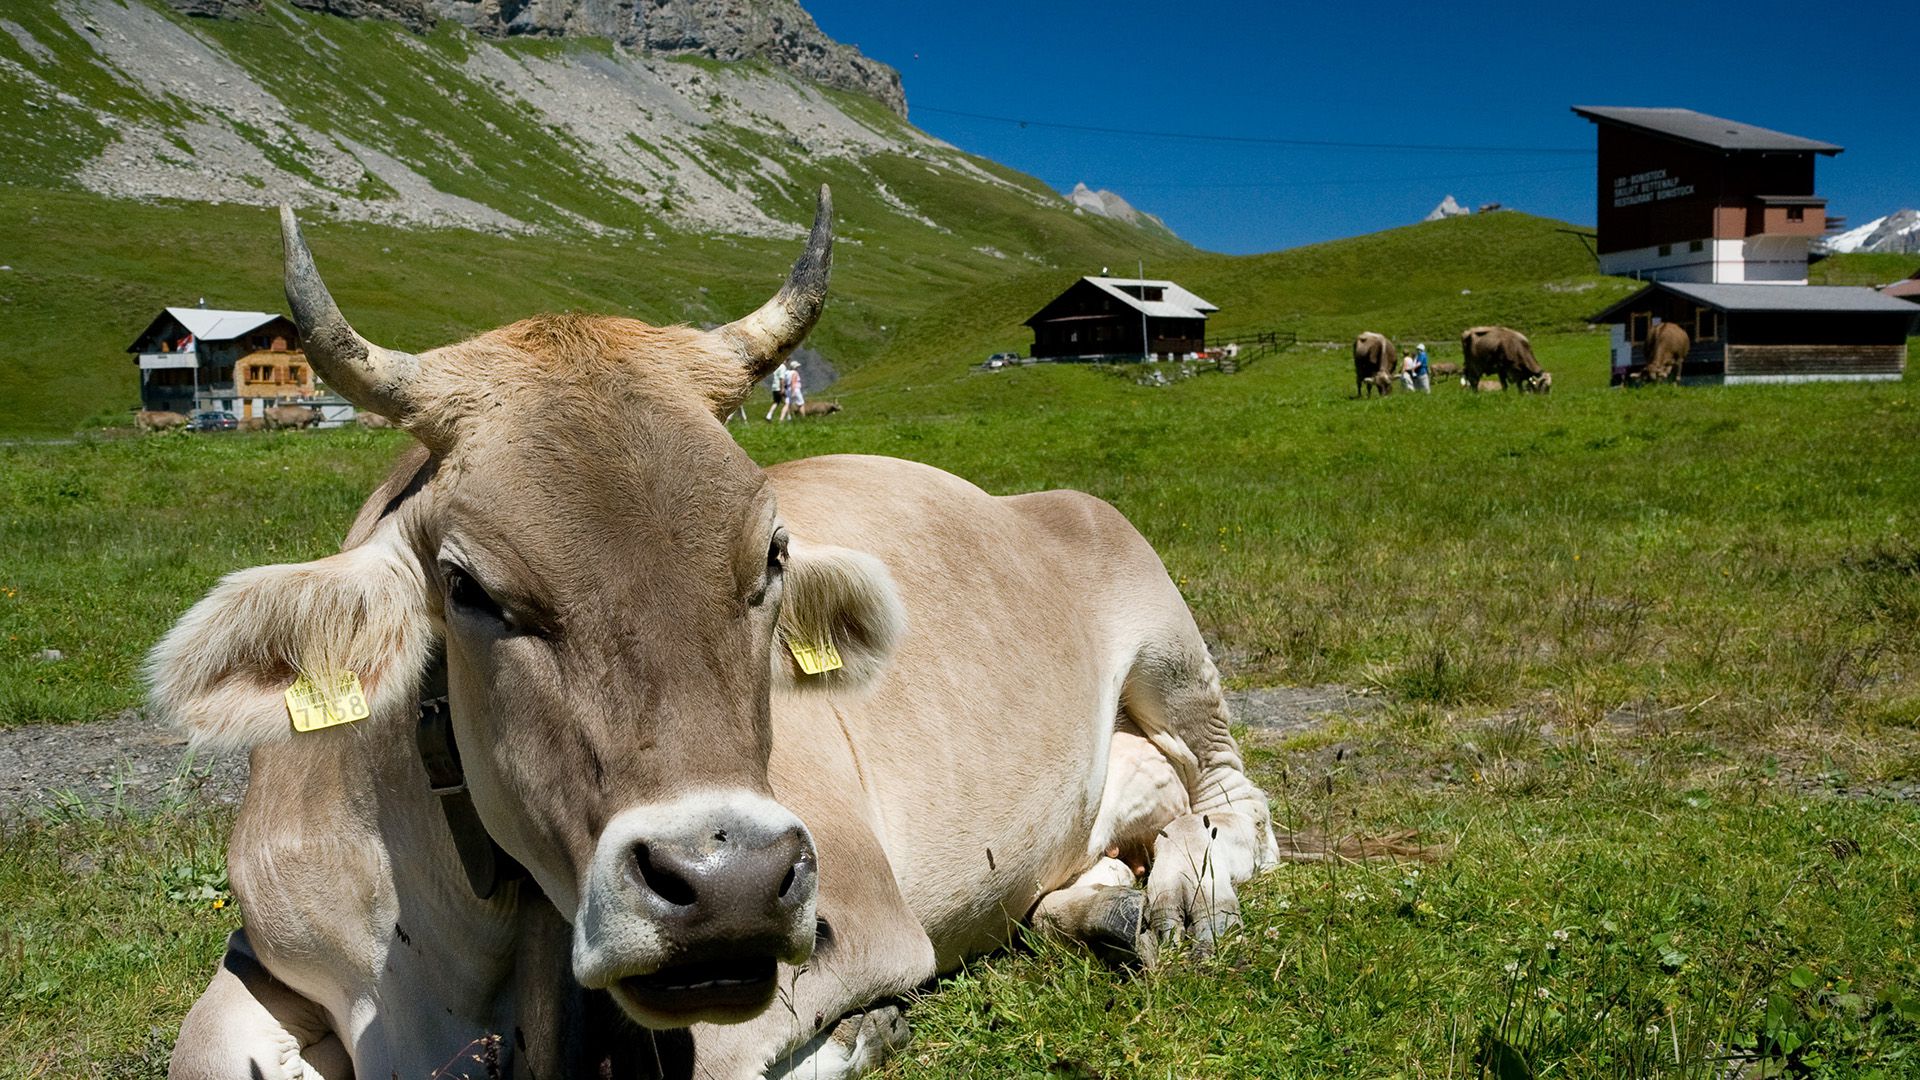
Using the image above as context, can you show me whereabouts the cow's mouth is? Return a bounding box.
[613,955,779,1023]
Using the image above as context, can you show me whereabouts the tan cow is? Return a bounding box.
[797,400,843,417]
[1353,332,1397,397]
[1637,321,1689,384]
[158,190,1277,1080]
[355,411,395,429]
[137,409,189,433]
[1460,326,1550,393]
[237,416,268,432]
[264,404,321,429]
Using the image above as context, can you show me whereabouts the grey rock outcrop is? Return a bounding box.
[161,0,263,16]
[1424,194,1469,222]
[1069,182,1167,230]
[294,0,435,32]
[431,0,905,114]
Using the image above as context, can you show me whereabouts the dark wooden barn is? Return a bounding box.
[1024,277,1218,361]
[1591,281,1916,385]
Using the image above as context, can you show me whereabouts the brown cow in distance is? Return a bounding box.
[137,410,189,433]
[264,404,320,429]
[1636,321,1689,384]
[1353,332,1397,397]
[1461,326,1551,393]
[797,400,842,417]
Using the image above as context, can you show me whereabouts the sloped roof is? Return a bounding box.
[1882,278,1920,302]
[1591,281,1920,323]
[1572,106,1842,155]
[165,307,283,340]
[1079,277,1218,320]
[127,307,290,353]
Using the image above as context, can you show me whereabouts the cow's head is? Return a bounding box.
[147,188,907,1028]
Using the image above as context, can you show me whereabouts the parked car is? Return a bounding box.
[985,351,1020,369]
[189,410,238,432]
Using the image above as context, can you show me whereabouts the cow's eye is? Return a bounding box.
[445,566,504,621]
[751,530,788,607]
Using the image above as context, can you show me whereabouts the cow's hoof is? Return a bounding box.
[1082,885,1155,968]
[841,1005,911,1072]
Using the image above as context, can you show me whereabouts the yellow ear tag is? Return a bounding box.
[285,670,372,732]
[787,633,843,676]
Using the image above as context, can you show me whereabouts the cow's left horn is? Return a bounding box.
[280,206,421,421]
[718,185,832,382]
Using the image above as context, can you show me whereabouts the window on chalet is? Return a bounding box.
[248,364,274,381]
[1689,240,1704,253]
[1787,206,1805,222]
[289,364,306,381]
[1629,312,1651,344]
[1695,309,1720,342]
[1658,243,1673,257]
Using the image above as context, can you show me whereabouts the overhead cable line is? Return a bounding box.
[1098,165,1592,191]
[914,105,1595,156]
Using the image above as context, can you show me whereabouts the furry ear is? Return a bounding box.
[146,525,432,749]
[774,539,907,691]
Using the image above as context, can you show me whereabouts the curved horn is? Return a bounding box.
[718,185,833,383]
[280,206,421,420]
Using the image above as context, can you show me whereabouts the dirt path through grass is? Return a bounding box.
[0,686,1373,817]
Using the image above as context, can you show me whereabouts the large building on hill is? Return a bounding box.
[1024,277,1218,361]
[127,305,312,417]
[1572,106,1840,284]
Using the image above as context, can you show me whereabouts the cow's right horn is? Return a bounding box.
[716,185,833,384]
[280,206,421,421]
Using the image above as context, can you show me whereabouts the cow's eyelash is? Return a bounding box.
[750,531,788,607]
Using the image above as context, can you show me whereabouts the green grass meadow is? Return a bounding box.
[4,181,1920,1075]
[7,345,1920,1076]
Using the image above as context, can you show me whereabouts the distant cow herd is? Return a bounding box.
[1353,325,1553,397]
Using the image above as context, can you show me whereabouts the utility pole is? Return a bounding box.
[1138,258,1151,362]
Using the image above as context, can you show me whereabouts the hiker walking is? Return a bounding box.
[765,360,790,421]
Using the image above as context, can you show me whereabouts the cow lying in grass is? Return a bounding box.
[155,188,1278,1080]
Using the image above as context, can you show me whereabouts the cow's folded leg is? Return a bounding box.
[1031,856,1156,967]
[1145,810,1262,955]
[170,930,351,1080]
[766,1004,912,1080]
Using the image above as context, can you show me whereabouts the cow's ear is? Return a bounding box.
[774,539,906,691]
[146,526,432,749]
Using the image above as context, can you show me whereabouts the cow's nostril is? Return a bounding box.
[777,865,797,899]
[632,843,698,907]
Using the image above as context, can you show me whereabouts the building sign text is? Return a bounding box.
[1612,169,1696,208]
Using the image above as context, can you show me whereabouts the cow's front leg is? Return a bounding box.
[766,1004,913,1080]
[1032,856,1156,967]
[170,930,352,1080]
[1144,809,1264,954]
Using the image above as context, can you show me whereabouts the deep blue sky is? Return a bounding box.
[806,0,1915,255]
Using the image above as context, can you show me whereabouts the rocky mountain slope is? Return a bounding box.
[1821,209,1920,255]
[0,0,1175,248]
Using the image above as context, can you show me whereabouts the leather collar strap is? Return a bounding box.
[416,650,527,900]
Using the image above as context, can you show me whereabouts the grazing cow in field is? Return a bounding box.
[264,404,320,429]
[1636,322,1689,385]
[1353,332,1397,397]
[137,410,188,433]
[1460,326,1550,392]
[356,411,395,429]
[798,400,843,417]
[237,417,267,432]
[157,189,1278,1080]
[1429,361,1462,380]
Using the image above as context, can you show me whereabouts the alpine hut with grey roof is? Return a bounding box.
[1590,281,1918,385]
[1025,277,1219,361]
[1572,106,1842,285]
[127,305,313,419]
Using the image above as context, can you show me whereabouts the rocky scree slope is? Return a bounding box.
[0,0,1167,248]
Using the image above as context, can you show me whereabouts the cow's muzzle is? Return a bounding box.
[573,791,818,1028]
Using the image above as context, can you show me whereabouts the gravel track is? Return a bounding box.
[0,686,1374,817]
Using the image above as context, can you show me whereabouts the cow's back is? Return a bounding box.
[766,455,1177,966]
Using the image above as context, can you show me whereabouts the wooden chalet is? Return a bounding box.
[1572,106,1841,284]
[1591,281,1916,385]
[1024,277,1218,361]
[128,306,311,417]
